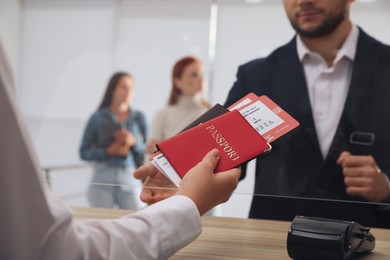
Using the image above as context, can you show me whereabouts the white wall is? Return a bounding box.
[0,0,21,90]
[19,0,117,168]
[11,0,390,217]
[114,0,212,119]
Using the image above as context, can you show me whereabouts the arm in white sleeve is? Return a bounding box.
[38,196,201,260]
[0,60,201,260]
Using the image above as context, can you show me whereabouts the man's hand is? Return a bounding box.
[133,163,177,205]
[337,151,390,202]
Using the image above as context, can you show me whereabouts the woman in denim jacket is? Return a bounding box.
[80,72,147,209]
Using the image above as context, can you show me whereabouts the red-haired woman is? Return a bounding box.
[146,57,221,215]
[146,56,210,156]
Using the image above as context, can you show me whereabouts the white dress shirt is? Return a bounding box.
[297,25,359,158]
[0,50,201,260]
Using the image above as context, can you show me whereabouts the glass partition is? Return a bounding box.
[45,160,259,218]
[7,0,390,227]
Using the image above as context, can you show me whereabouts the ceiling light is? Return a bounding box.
[357,0,377,3]
[245,0,264,4]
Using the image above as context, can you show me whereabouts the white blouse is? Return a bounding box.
[150,95,209,141]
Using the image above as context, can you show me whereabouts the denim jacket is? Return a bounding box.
[79,107,147,167]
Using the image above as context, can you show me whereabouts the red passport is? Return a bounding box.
[156,109,271,178]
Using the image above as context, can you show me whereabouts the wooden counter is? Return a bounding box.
[72,207,390,259]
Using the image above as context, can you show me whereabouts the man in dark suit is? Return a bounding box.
[225,0,390,227]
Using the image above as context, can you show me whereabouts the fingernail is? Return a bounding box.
[210,148,220,158]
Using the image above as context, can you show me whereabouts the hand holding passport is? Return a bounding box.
[151,93,300,187]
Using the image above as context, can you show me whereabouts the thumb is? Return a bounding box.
[133,163,158,180]
[201,148,221,171]
[336,151,351,165]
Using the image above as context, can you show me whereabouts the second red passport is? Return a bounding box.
[156,109,271,178]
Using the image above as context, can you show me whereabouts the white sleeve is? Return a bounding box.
[0,57,201,260]
[38,196,202,260]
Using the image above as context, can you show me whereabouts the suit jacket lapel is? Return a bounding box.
[327,28,383,160]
